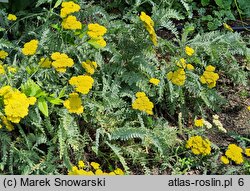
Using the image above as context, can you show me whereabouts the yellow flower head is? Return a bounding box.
[186,135,211,155]
[220,156,229,165]
[132,92,154,115]
[247,106,250,111]
[225,144,244,164]
[200,65,219,88]
[62,15,82,30]
[194,119,203,127]
[139,12,157,46]
[7,14,17,21]
[90,162,100,170]
[78,160,85,168]
[51,52,74,73]
[60,1,80,18]
[186,64,194,70]
[185,46,195,56]
[87,23,107,39]
[63,93,84,114]
[0,87,36,123]
[167,68,186,86]
[140,12,154,27]
[0,50,8,59]
[82,60,97,75]
[69,75,94,94]
[22,39,39,56]
[149,78,160,85]
[39,57,52,68]
[205,65,216,72]
[0,115,14,131]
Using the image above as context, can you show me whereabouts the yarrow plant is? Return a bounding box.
[0,86,36,123]
[132,92,154,115]
[51,52,74,73]
[82,60,98,75]
[222,144,244,165]
[186,135,211,155]
[87,23,107,48]
[139,12,157,46]
[69,75,94,94]
[60,1,80,18]
[0,50,8,59]
[21,39,39,56]
[0,0,249,176]
[7,14,17,21]
[200,65,219,88]
[62,15,82,30]
[63,93,84,114]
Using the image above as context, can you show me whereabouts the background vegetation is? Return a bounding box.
[0,0,249,175]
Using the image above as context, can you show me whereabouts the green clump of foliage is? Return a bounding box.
[0,0,249,175]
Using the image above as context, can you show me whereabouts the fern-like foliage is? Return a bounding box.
[189,31,249,85]
[0,131,11,173]
[57,110,84,159]
[110,118,178,156]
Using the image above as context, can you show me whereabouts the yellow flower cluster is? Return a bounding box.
[221,146,250,165]
[194,119,203,127]
[62,15,82,30]
[185,46,195,56]
[22,39,39,56]
[63,93,84,114]
[87,23,107,48]
[167,58,195,86]
[7,14,17,21]
[167,68,186,86]
[200,65,219,88]
[39,57,52,68]
[87,24,107,38]
[176,58,194,70]
[0,115,14,131]
[149,78,160,85]
[220,155,229,164]
[186,135,211,155]
[51,52,74,73]
[0,50,8,59]
[68,160,124,175]
[132,92,154,115]
[139,12,157,46]
[60,1,80,18]
[224,144,244,164]
[69,75,94,94]
[0,86,36,123]
[82,60,97,75]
